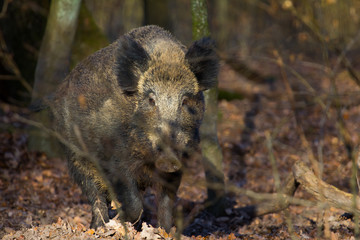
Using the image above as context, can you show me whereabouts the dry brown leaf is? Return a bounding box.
[85,228,95,235]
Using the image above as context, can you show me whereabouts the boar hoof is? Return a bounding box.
[90,199,109,229]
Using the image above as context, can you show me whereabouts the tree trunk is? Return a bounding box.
[191,0,226,215]
[28,0,81,156]
[213,0,228,49]
[85,0,144,42]
[144,0,172,31]
[32,0,81,102]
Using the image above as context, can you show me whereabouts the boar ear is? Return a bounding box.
[186,37,219,91]
[116,36,150,93]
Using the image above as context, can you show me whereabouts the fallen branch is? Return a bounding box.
[234,160,360,222]
[253,174,299,216]
[293,161,360,215]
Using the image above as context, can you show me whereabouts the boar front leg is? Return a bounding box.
[157,171,182,232]
[90,195,109,229]
[114,174,143,224]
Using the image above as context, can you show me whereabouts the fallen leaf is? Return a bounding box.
[86,229,95,235]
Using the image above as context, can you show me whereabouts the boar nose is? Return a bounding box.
[155,146,182,173]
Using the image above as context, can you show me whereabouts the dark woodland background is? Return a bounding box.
[1,0,360,239]
[2,0,359,105]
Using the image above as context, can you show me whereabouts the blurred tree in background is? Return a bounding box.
[2,0,359,104]
[191,0,226,214]
[85,0,143,42]
[28,0,81,156]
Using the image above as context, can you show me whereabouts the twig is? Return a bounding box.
[0,0,11,18]
[0,75,19,80]
[0,29,32,93]
[342,56,360,87]
[331,29,360,79]
[273,50,320,177]
[265,130,298,239]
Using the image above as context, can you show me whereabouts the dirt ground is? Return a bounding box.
[1,57,359,239]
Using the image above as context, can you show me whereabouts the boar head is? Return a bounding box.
[116,35,219,173]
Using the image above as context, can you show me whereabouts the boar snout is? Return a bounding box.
[155,146,182,173]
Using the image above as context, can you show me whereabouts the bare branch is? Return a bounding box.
[0,0,11,19]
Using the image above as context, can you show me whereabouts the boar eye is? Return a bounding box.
[182,97,189,107]
[148,93,156,106]
[149,97,155,106]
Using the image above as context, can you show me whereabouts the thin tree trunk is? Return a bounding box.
[85,0,144,42]
[29,0,81,156]
[144,0,172,31]
[32,0,81,102]
[191,0,226,214]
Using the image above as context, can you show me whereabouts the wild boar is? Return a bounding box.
[48,25,219,231]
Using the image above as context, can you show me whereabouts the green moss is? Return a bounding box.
[217,110,223,122]
[218,89,244,101]
[70,3,109,68]
[191,0,210,40]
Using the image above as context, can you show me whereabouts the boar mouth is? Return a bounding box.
[154,146,182,173]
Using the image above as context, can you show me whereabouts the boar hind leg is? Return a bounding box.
[157,171,182,232]
[67,155,110,229]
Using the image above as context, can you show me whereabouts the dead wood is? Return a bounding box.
[242,160,360,221]
[253,174,299,217]
[293,161,360,215]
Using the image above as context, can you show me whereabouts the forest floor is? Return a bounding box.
[1,56,359,239]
